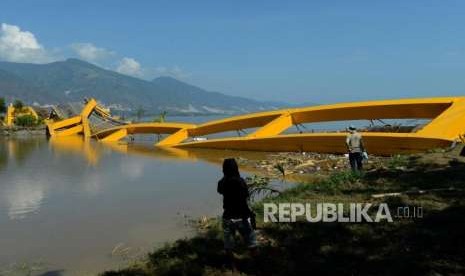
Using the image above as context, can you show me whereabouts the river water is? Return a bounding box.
[0,115,418,275]
[0,135,275,275]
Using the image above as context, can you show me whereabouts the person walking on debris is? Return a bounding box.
[217,158,257,265]
[346,125,366,172]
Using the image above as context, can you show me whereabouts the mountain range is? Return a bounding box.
[0,59,284,114]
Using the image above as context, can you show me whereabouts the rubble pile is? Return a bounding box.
[237,152,387,179]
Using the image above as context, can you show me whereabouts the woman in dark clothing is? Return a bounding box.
[217,158,257,256]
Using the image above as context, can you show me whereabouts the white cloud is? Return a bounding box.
[116,57,143,77]
[111,54,190,80]
[115,59,190,80]
[0,22,190,80]
[71,42,114,63]
[0,23,56,63]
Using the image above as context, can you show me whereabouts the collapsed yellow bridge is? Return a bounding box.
[47,97,465,155]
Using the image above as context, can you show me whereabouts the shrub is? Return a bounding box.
[15,114,37,127]
[311,171,362,194]
[388,154,409,169]
[246,175,280,200]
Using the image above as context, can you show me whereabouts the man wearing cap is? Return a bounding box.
[346,125,365,172]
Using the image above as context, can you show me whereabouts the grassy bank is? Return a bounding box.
[103,150,465,275]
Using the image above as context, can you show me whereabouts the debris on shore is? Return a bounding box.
[235,151,388,179]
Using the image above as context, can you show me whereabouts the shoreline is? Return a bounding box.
[102,146,465,275]
[0,126,46,137]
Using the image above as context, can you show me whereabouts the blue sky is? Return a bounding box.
[1,0,465,103]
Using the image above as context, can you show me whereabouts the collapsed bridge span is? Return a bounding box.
[46,97,465,155]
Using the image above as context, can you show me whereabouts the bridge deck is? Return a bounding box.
[175,132,451,155]
[47,97,465,155]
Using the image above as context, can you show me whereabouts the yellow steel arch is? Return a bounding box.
[47,97,465,155]
[92,122,196,142]
[4,104,40,127]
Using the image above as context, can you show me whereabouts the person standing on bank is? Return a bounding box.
[217,158,257,264]
[346,125,365,172]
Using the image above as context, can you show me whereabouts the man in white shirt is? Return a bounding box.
[346,125,365,172]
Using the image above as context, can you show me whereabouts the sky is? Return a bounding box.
[1,0,465,104]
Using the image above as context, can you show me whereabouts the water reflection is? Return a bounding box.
[50,136,272,170]
[0,139,48,219]
[5,176,45,220]
[50,137,314,186]
[1,137,305,217]
[49,136,102,166]
[9,138,44,166]
[0,138,44,170]
[0,137,267,274]
[0,140,7,171]
[0,136,300,274]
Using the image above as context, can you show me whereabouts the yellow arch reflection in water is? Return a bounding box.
[49,138,313,182]
[49,136,101,166]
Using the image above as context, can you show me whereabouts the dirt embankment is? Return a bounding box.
[0,126,46,137]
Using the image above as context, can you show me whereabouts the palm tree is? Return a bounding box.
[135,106,145,121]
[153,111,168,123]
[0,97,6,114]
[13,99,24,110]
[153,111,168,141]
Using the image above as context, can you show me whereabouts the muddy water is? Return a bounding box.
[0,137,277,275]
